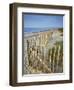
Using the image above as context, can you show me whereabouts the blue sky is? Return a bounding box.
[23,14,63,32]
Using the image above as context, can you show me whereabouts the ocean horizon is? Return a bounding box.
[24,27,63,33]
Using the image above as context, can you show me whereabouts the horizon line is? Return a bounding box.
[24,28,63,33]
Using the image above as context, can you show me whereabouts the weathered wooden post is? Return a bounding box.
[49,49,52,72]
[56,45,61,72]
[27,40,30,74]
[53,46,56,72]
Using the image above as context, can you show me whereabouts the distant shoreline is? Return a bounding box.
[24,28,63,33]
[24,28,63,38]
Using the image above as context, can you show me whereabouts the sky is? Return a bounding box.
[23,13,63,32]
